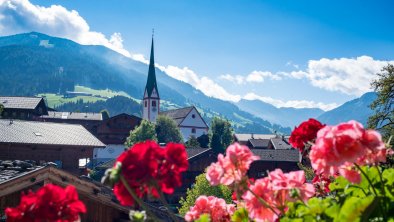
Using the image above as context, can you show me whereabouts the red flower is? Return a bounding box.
[289,118,325,152]
[114,140,189,206]
[5,184,86,222]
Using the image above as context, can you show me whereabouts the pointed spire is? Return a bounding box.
[145,34,159,98]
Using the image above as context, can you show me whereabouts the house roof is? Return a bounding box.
[248,139,270,149]
[95,147,211,169]
[160,106,194,125]
[0,119,105,147]
[251,149,301,162]
[270,137,293,150]
[0,96,44,110]
[41,111,103,121]
[102,113,142,123]
[234,134,277,142]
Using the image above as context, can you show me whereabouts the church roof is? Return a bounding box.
[144,38,159,98]
[160,106,194,125]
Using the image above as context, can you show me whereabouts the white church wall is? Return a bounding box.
[180,127,208,142]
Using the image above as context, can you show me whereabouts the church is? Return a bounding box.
[142,38,209,141]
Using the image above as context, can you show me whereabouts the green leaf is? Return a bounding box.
[336,196,374,222]
[231,208,249,222]
[196,214,211,222]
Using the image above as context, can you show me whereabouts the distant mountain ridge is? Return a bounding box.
[236,99,324,127]
[0,32,290,134]
[317,92,376,125]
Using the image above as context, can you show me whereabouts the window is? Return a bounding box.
[152,101,156,107]
[191,128,196,134]
[144,101,147,107]
[192,114,196,119]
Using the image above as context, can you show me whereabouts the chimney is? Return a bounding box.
[251,133,254,139]
[9,119,13,125]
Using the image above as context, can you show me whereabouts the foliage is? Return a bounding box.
[282,166,394,222]
[197,134,210,148]
[100,109,110,119]
[55,96,141,117]
[186,135,200,148]
[155,115,183,144]
[178,173,232,216]
[368,64,394,144]
[125,120,157,147]
[209,117,234,153]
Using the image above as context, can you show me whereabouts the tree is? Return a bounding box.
[0,104,3,117]
[178,173,232,216]
[368,64,394,144]
[197,134,209,148]
[125,120,157,147]
[185,135,200,148]
[209,117,234,153]
[100,109,110,120]
[155,115,183,144]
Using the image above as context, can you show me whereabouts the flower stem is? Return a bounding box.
[119,175,161,221]
[153,183,179,222]
[354,164,378,196]
[247,188,280,217]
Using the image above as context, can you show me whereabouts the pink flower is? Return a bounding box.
[185,196,235,222]
[310,120,388,183]
[206,160,224,186]
[206,143,259,187]
[242,178,279,222]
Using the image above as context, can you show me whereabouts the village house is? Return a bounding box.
[0,163,130,221]
[0,119,105,175]
[0,96,48,120]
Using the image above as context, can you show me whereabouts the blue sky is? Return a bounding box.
[1,0,394,110]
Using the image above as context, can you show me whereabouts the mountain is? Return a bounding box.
[0,32,291,134]
[236,99,324,127]
[317,92,376,125]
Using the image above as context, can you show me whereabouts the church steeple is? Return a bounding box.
[144,37,159,98]
[142,34,160,122]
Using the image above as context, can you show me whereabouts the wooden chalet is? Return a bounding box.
[0,96,48,120]
[0,119,105,175]
[0,163,130,221]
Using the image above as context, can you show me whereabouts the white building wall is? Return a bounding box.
[93,144,126,165]
[180,127,208,142]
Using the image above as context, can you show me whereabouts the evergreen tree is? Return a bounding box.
[155,115,183,144]
[367,64,394,145]
[209,117,234,153]
[197,134,210,148]
[125,120,157,147]
[185,135,200,148]
[178,173,232,216]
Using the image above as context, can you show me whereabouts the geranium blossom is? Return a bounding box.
[242,169,314,222]
[185,196,235,222]
[5,184,86,222]
[289,118,325,152]
[113,140,189,206]
[206,143,259,187]
[309,120,388,183]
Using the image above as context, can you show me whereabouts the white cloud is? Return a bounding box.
[295,56,394,96]
[219,74,244,84]
[243,93,339,111]
[219,71,282,84]
[157,65,241,102]
[0,0,132,57]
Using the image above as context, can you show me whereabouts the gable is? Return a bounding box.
[179,107,208,128]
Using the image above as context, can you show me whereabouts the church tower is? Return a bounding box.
[142,37,160,122]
